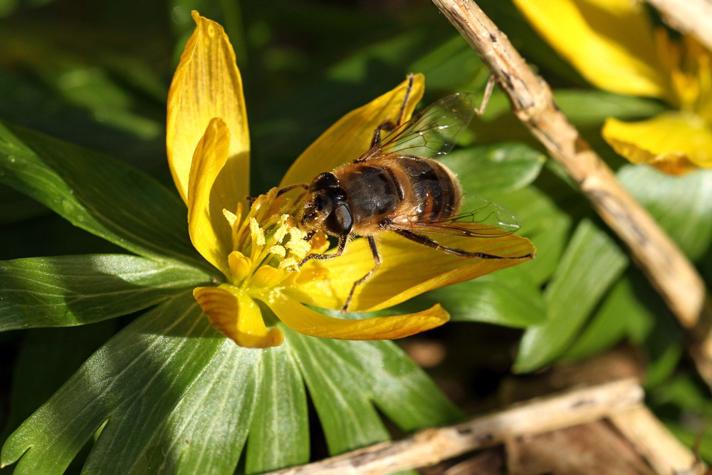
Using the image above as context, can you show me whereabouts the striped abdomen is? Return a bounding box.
[394,157,461,223]
[333,156,461,234]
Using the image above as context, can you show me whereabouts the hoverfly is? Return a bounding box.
[292,75,532,312]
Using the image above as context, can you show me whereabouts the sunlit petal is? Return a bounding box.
[603,112,712,174]
[292,224,535,311]
[280,74,425,186]
[262,292,448,340]
[194,286,283,348]
[514,0,669,98]
[167,11,249,203]
[187,118,232,274]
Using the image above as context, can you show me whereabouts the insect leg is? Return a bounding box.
[299,233,348,266]
[396,73,416,126]
[370,121,396,147]
[341,236,381,312]
[475,75,496,117]
[367,73,417,148]
[391,228,532,259]
[276,183,308,196]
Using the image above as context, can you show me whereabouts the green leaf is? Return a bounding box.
[649,374,712,417]
[443,143,546,196]
[246,345,309,473]
[562,274,654,362]
[126,343,260,474]
[0,254,209,331]
[1,292,223,474]
[555,90,666,128]
[284,331,388,454]
[409,267,546,328]
[515,220,628,372]
[285,328,461,454]
[492,186,572,285]
[642,305,684,389]
[2,296,460,473]
[3,321,117,437]
[408,35,485,92]
[0,123,202,267]
[619,165,712,260]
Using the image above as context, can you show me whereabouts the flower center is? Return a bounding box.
[221,188,325,290]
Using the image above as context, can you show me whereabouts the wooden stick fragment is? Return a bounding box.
[645,0,712,52]
[430,0,708,376]
[610,404,704,475]
[269,379,643,475]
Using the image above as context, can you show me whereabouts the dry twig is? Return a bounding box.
[610,405,702,475]
[269,379,643,475]
[430,0,710,383]
[645,0,712,52]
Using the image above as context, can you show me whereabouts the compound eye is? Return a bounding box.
[331,204,353,234]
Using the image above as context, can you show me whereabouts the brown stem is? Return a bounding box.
[268,379,643,475]
[431,0,708,379]
[609,405,702,474]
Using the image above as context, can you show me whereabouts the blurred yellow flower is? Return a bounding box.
[166,12,534,348]
[514,0,712,174]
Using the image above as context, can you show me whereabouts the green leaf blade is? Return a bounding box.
[619,165,712,260]
[130,342,260,475]
[443,142,545,196]
[285,328,460,455]
[285,329,389,454]
[0,254,209,331]
[1,293,222,474]
[563,274,654,362]
[246,345,309,473]
[515,220,628,372]
[346,339,461,431]
[0,123,201,266]
[422,268,546,328]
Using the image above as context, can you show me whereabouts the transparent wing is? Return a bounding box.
[375,92,477,159]
[383,197,532,260]
[397,196,520,238]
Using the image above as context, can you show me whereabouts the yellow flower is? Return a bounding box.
[514,0,712,174]
[166,12,534,348]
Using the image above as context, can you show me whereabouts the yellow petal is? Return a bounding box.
[194,286,283,348]
[167,11,249,203]
[513,0,668,98]
[292,224,535,312]
[187,118,232,274]
[261,292,448,340]
[603,112,712,174]
[280,74,425,186]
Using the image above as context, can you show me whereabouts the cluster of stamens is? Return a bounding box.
[221,188,325,290]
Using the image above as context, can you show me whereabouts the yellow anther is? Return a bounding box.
[269,245,287,258]
[249,218,266,247]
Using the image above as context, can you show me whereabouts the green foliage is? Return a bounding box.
[0,255,208,330]
[1,294,459,472]
[515,220,628,372]
[0,124,201,267]
[620,165,712,260]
